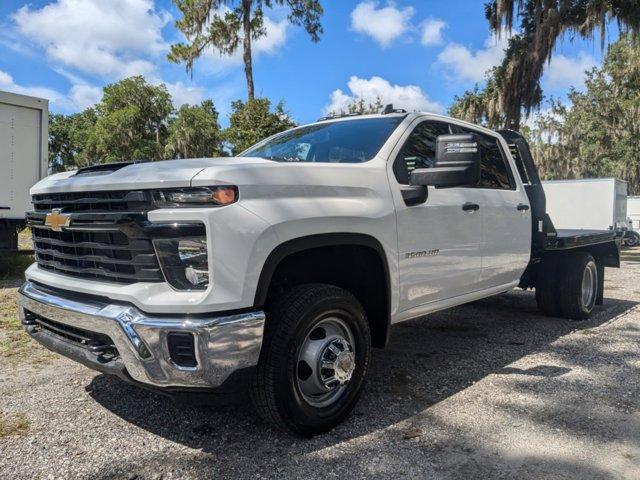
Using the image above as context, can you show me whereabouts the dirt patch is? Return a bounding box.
[0,284,53,365]
[0,412,30,439]
[0,261,638,479]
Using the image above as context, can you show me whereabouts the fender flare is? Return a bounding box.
[253,233,391,344]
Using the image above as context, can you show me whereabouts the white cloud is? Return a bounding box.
[164,81,206,108]
[0,69,103,111]
[69,84,103,110]
[421,19,446,46]
[544,52,596,89]
[437,34,510,82]
[11,0,170,79]
[323,76,444,115]
[0,71,12,85]
[254,17,288,55]
[351,1,414,48]
[0,70,66,104]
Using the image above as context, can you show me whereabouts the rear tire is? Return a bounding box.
[557,252,598,320]
[251,284,371,436]
[535,254,561,317]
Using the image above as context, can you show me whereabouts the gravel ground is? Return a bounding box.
[1,254,639,480]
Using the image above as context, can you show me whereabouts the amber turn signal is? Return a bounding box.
[212,186,237,205]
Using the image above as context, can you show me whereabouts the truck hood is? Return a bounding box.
[30,157,273,195]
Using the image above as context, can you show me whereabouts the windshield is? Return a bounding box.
[241,117,404,163]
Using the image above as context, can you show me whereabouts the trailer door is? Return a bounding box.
[0,102,41,218]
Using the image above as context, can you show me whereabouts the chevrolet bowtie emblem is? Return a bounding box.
[44,208,71,232]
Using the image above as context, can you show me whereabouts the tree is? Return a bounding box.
[224,98,295,155]
[165,100,224,158]
[47,78,295,170]
[48,109,97,171]
[86,76,173,162]
[327,97,384,116]
[448,67,508,129]
[49,113,79,172]
[169,0,323,100]
[483,0,640,129]
[527,36,640,194]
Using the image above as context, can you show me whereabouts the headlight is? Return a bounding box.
[154,237,209,290]
[153,186,238,208]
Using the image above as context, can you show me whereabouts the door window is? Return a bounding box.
[393,121,452,184]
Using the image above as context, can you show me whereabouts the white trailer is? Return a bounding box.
[542,178,628,231]
[0,91,48,250]
[628,197,640,231]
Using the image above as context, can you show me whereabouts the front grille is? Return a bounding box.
[22,309,118,357]
[28,190,163,284]
[32,190,152,213]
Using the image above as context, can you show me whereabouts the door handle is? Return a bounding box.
[517,203,530,211]
[462,202,480,212]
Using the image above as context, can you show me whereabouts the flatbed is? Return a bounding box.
[545,229,620,250]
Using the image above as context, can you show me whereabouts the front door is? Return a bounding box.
[390,119,484,312]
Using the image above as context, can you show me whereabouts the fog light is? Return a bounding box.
[154,236,210,290]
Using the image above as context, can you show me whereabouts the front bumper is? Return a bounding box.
[18,281,265,389]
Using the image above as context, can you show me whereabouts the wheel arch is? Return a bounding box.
[254,233,392,348]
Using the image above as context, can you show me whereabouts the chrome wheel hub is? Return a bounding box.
[320,338,355,387]
[296,317,355,408]
[581,261,597,308]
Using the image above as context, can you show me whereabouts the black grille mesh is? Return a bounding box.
[29,190,163,284]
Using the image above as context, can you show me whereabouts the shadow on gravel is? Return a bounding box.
[86,289,638,477]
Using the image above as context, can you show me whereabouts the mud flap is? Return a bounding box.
[596,262,605,306]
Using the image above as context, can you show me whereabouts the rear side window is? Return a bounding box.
[508,143,531,185]
[393,121,452,184]
[458,127,515,190]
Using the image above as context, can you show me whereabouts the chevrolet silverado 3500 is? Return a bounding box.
[19,110,621,435]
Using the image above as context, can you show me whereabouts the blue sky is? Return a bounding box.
[0,0,618,126]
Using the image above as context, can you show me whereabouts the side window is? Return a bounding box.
[508,143,531,185]
[458,127,515,190]
[393,121,452,185]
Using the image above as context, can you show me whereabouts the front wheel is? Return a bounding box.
[251,284,371,436]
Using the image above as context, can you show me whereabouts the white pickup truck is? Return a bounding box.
[19,110,621,435]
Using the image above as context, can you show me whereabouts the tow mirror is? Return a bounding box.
[410,133,481,188]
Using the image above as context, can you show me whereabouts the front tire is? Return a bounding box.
[252,284,371,436]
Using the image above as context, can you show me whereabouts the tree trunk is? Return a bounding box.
[242,0,255,101]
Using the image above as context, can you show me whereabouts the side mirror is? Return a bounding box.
[410,133,481,188]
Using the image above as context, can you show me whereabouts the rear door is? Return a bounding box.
[389,119,484,311]
[456,125,531,288]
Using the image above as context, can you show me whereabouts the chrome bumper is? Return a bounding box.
[18,281,265,389]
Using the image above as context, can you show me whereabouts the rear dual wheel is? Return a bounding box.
[536,251,598,320]
[252,284,370,436]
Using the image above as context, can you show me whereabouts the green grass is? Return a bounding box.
[0,254,33,281]
[0,412,30,438]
